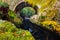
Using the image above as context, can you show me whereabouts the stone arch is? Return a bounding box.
[1,0,24,11]
[13,0,24,11]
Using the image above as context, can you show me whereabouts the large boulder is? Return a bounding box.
[0,20,35,40]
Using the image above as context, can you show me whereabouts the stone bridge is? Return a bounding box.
[1,0,60,24]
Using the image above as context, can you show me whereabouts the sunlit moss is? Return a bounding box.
[0,20,17,32]
[41,21,60,32]
[8,10,22,25]
[25,0,57,13]
[0,20,35,40]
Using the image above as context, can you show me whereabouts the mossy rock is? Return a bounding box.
[0,20,35,40]
[8,10,22,25]
[0,20,17,32]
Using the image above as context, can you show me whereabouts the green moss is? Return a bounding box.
[8,10,22,25]
[0,2,9,7]
[0,20,35,40]
[8,10,17,19]
[0,20,17,32]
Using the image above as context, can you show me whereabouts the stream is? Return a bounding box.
[15,2,60,40]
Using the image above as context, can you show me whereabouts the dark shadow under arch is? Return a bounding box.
[14,2,38,19]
